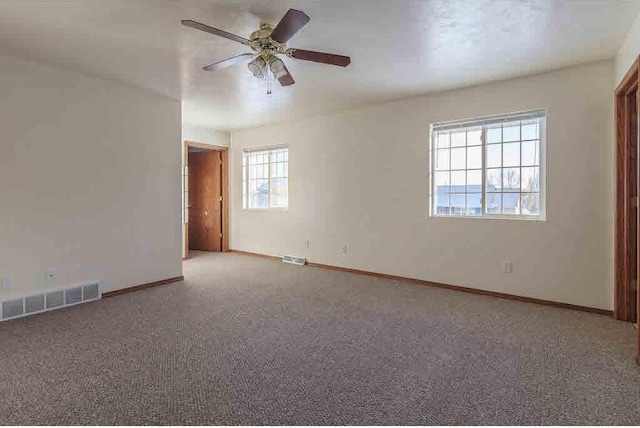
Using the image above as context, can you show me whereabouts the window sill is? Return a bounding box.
[430,214,546,222]
[241,208,289,212]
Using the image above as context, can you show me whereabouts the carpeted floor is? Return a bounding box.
[0,251,639,425]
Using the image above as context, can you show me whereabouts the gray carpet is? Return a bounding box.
[0,251,639,425]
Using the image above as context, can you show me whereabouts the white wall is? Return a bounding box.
[182,123,230,147]
[0,54,182,298]
[615,12,640,85]
[230,60,614,310]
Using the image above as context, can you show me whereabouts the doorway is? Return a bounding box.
[614,56,639,363]
[183,141,229,259]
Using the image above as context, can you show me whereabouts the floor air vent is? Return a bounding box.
[282,255,307,266]
[25,295,45,314]
[1,282,100,322]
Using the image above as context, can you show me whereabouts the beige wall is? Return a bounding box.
[0,54,182,298]
[230,60,614,310]
[615,12,640,85]
[182,123,230,147]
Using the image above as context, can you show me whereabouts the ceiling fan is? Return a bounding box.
[182,9,351,94]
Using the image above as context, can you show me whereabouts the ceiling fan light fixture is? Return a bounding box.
[247,56,266,78]
[269,57,287,78]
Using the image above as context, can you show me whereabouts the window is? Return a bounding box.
[430,110,545,220]
[243,146,288,210]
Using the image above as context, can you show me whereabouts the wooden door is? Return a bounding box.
[615,56,640,363]
[188,150,222,252]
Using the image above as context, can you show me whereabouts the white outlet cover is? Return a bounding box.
[45,268,56,283]
[1,277,14,289]
[502,261,513,273]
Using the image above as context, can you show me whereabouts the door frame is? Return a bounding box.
[183,141,229,259]
[614,56,640,364]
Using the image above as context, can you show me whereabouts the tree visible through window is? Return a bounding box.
[430,110,545,219]
[243,146,289,210]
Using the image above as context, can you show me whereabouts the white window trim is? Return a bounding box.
[242,145,289,211]
[428,109,547,221]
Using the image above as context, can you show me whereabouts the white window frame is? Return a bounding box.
[242,145,289,211]
[429,109,546,221]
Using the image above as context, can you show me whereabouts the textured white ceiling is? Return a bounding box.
[0,0,638,131]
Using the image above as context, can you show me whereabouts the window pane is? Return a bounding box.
[503,142,520,167]
[466,193,482,216]
[451,147,466,170]
[486,125,502,144]
[522,140,539,166]
[486,168,501,191]
[435,188,451,214]
[521,193,540,215]
[521,167,540,192]
[503,123,520,142]
[467,170,482,193]
[487,144,501,168]
[437,132,450,149]
[502,193,520,214]
[486,193,502,214]
[503,168,520,192]
[451,131,466,147]
[452,170,465,191]
[270,177,288,208]
[435,149,450,171]
[451,193,465,216]
[467,146,482,169]
[522,121,538,140]
[249,179,269,209]
[434,171,450,188]
[467,128,482,146]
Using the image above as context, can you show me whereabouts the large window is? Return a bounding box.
[243,146,289,210]
[430,110,545,220]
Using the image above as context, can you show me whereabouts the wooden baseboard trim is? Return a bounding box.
[230,249,281,261]
[230,249,612,316]
[102,276,184,298]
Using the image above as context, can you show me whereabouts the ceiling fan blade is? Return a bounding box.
[278,64,295,86]
[182,20,249,45]
[270,9,310,43]
[290,49,350,67]
[203,53,255,71]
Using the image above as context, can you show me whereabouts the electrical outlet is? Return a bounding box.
[340,245,348,254]
[305,239,310,249]
[502,261,513,273]
[45,268,56,283]
[1,276,14,290]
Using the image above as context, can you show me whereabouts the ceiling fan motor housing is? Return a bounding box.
[249,23,274,41]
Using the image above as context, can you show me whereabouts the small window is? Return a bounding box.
[243,146,289,210]
[430,110,545,220]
